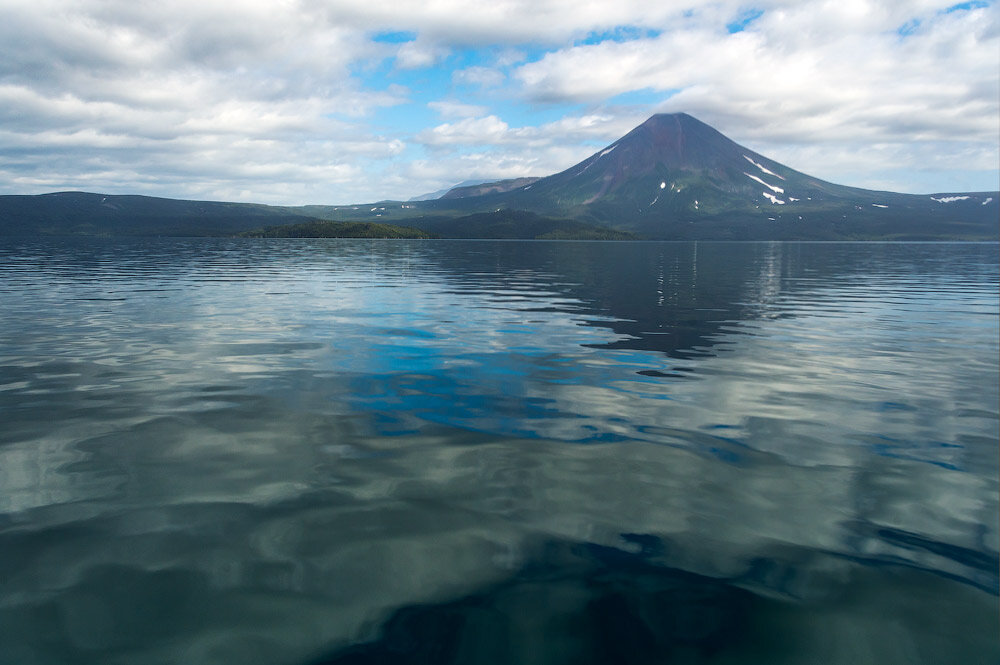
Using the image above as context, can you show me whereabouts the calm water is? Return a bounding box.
[0,239,997,665]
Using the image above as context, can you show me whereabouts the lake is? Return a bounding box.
[0,238,997,665]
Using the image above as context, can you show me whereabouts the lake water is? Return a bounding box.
[0,238,997,665]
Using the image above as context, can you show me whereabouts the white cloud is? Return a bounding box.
[415,112,632,151]
[0,0,996,203]
[495,48,528,67]
[399,148,582,190]
[0,0,416,202]
[514,2,999,145]
[402,111,640,195]
[428,100,490,118]
[416,116,513,146]
[452,66,506,88]
[314,0,705,44]
[504,1,999,191]
[396,40,451,69]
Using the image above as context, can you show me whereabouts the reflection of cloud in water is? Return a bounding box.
[0,238,996,663]
[2,409,996,662]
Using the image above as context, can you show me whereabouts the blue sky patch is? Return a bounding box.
[896,19,921,36]
[944,1,990,11]
[371,103,435,137]
[576,26,662,46]
[373,31,416,43]
[727,8,765,33]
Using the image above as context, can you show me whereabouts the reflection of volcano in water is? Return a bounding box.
[417,240,777,361]
[418,240,987,361]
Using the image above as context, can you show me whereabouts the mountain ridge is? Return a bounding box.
[439,177,542,200]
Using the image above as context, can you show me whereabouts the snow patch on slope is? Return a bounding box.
[872,204,888,208]
[931,196,970,203]
[744,155,785,180]
[576,144,620,175]
[983,197,993,205]
[745,172,784,194]
[763,192,785,205]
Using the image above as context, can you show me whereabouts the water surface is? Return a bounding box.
[0,239,997,664]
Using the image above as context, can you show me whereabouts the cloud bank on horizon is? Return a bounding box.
[1,0,997,205]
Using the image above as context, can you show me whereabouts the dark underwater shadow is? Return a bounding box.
[306,535,754,665]
[304,527,999,665]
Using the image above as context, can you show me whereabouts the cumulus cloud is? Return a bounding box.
[0,0,406,202]
[417,116,514,146]
[399,147,589,190]
[396,40,451,69]
[313,0,700,44]
[428,100,490,118]
[405,111,643,195]
[415,112,634,151]
[0,0,996,203]
[452,66,506,88]
[510,1,999,189]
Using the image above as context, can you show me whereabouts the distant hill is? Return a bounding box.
[1,113,996,240]
[439,177,542,200]
[408,179,493,202]
[239,219,434,238]
[0,191,314,237]
[410,177,544,202]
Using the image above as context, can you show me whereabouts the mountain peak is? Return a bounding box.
[635,112,713,134]
[640,111,698,125]
[622,112,729,151]
[569,111,740,180]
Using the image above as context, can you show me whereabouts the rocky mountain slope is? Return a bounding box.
[429,113,997,239]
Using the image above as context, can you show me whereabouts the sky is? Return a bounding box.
[0,0,997,206]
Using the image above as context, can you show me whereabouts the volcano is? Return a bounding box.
[436,113,998,240]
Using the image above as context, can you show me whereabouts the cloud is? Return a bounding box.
[417,116,513,146]
[495,48,529,67]
[404,111,642,194]
[428,100,490,118]
[315,0,704,44]
[0,0,412,202]
[415,111,631,150]
[452,66,506,88]
[514,2,999,143]
[0,0,996,203]
[396,40,451,69]
[506,1,999,190]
